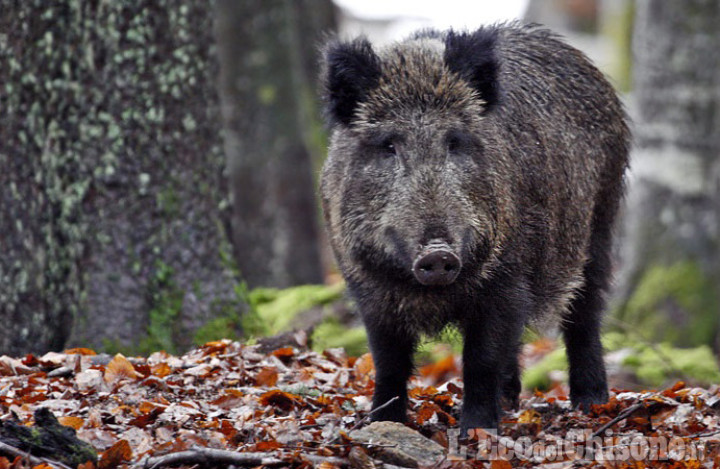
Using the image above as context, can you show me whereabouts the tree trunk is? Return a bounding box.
[616,0,720,351]
[0,1,239,355]
[215,0,335,289]
[1,1,92,355]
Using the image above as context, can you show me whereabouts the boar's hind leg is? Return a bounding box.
[563,215,613,411]
[366,323,416,423]
[460,279,530,436]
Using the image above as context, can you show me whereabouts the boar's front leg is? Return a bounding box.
[365,319,416,423]
[460,278,530,437]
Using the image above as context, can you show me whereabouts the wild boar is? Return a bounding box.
[319,23,630,435]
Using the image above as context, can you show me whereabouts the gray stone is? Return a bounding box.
[350,421,446,468]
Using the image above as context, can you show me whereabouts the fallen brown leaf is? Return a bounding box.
[104,354,141,384]
[99,439,132,469]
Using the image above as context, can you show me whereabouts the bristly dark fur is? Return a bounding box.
[444,28,501,111]
[322,38,382,126]
[319,22,630,437]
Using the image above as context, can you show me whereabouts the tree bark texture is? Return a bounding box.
[617,0,720,350]
[215,0,335,289]
[0,1,239,355]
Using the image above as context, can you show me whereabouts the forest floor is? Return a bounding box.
[1,339,719,468]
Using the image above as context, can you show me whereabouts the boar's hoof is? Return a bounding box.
[413,247,461,286]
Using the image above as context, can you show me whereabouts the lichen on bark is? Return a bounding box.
[1,0,240,354]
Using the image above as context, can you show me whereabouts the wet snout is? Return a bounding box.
[412,240,461,286]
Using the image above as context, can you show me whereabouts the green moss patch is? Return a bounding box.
[242,283,345,337]
[618,261,719,347]
[311,319,367,357]
[522,348,568,392]
[522,331,720,392]
[138,261,185,355]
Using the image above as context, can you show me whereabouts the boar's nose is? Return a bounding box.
[413,244,461,286]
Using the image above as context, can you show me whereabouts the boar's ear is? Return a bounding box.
[322,38,382,127]
[444,28,500,111]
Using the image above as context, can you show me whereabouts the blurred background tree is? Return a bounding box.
[215,0,334,289]
[615,0,720,355]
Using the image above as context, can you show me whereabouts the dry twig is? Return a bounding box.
[325,395,400,446]
[0,440,73,469]
[591,401,645,438]
[142,446,347,468]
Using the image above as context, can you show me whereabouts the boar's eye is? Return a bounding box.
[382,140,397,156]
[365,132,400,158]
[373,137,397,156]
[446,130,475,154]
[447,135,461,153]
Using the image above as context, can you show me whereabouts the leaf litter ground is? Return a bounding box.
[1,340,719,468]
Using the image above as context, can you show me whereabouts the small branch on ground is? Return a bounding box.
[142,447,348,468]
[326,396,400,446]
[687,428,720,439]
[0,441,73,469]
[591,401,645,438]
[366,397,401,419]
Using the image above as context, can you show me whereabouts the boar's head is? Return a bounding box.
[320,31,516,289]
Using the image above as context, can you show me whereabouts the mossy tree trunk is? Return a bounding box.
[0,1,239,355]
[0,3,83,355]
[616,0,720,353]
[215,0,335,289]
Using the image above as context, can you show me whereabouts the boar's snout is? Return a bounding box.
[412,241,461,286]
